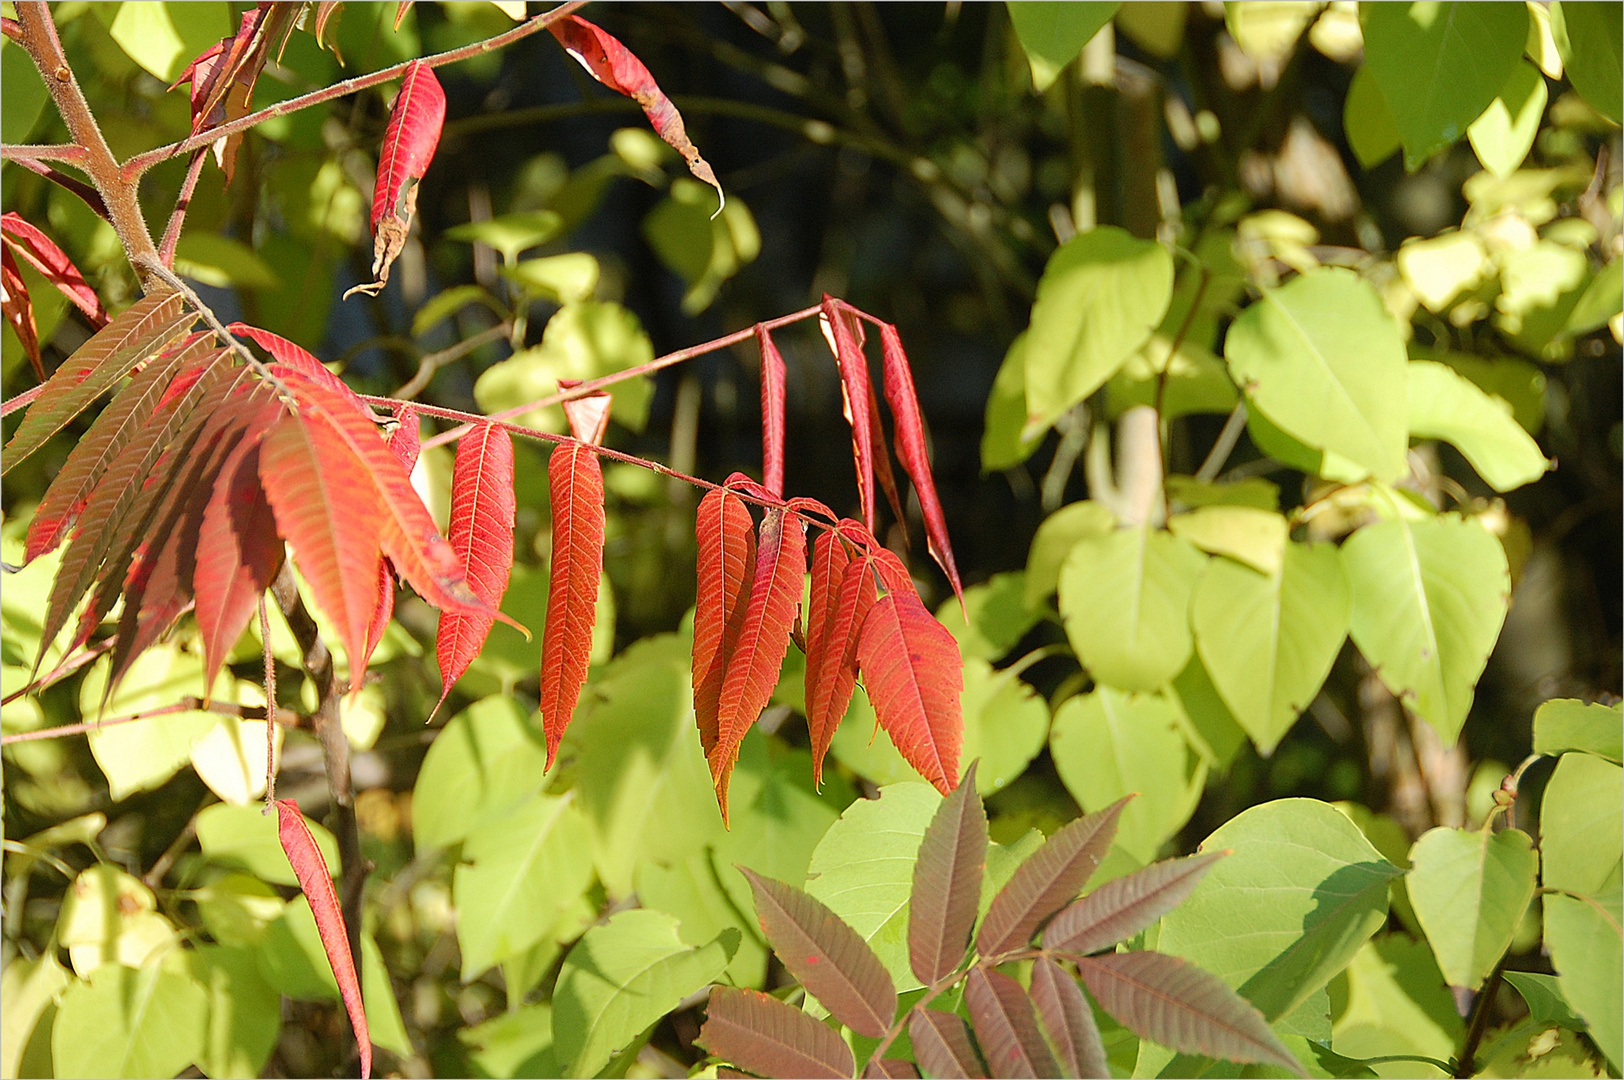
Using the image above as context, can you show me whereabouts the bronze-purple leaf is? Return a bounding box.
[699,986,856,1080]
[741,867,896,1038]
[1074,952,1304,1076]
[909,760,986,985]
[976,796,1131,959]
[908,1007,986,1079]
[862,1059,921,1079]
[1030,956,1108,1080]
[1043,852,1227,958]
[963,967,1061,1079]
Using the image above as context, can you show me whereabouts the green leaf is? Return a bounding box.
[1024,500,1116,608]
[552,910,736,1078]
[1360,2,1529,169]
[1050,689,1206,863]
[958,660,1051,795]
[1550,1,1623,124]
[193,873,285,948]
[1502,970,1589,1032]
[1397,231,1493,314]
[806,781,940,992]
[106,1,231,81]
[444,210,564,262]
[1058,526,1207,692]
[1226,1,1318,59]
[1411,346,1546,435]
[1540,752,1623,896]
[1544,889,1622,1072]
[1191,541,1349,756]
[1168,505,1288,576]
[459,1004,559,1079]
[1156,799,1403,1024]
[1467,62,1548,177]
[1,34,50,144]
[636,853,769,989]
[1406,826,1538,989]
[0,953,69,1080]
[80,646,218,800]
[1246,405,1370,485]
[1164,475,1280,513]
[51,965,207,1080]
[1168,653,1251,771]
[55,865,174,976]
[1225,267,1410,483]
[196,803,340,888]
[411,696,550,853]
[172,233,281,291]
[1022,228,1175,435]
[1568,258,1623,337]
[936,572,1039,661]
[1407,360,1550,491]
[412,283,502,339]
[189,946,281,1080]
[641,180,760,314]
[474,301,654,435]
[1533,698,1623,763]
[982,332,1046,472]
[1342,514,1510,743]
[1328,935,1462,1080]
[1344,65,1401,169]
[454,792,596,979]
[1005,2,1120,91]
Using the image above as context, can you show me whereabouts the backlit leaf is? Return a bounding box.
[1031,956,1108,1080]
[195,416,284,686]
[1407,359,1550,491]
[857,583,962,795]
[1532,698,1623,763]
[741,868,896,1038]
[0,244,40,378]
[699,987,855,1080]
[1551,1,1623,124]
[436,422,517,712]
[964,966,1062,1078]
[0,212,107,326]
[693,485,756,760]
[909,760,987,984]
[539,442,605,765]
[360,59,444,292]
[909,1006,986,1079]
[806,547,877,785]
[1406,826,1538,989]
[879,321,963,605]
[758,325,787,497]
[977,797,1127,958]
[51,964,207,1080]
[822,296,879,532]
[1006,1,1119,91]
[1044,852,1226,957]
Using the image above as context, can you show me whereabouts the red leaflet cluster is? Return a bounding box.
[169,4,299,181]
[1,213,108,378]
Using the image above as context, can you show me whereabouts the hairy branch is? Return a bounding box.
[5,155,109,220]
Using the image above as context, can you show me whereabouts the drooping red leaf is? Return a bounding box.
[802,530,848,767]
[821,296,877,532]
[1043,852,1227,958]
[866,383,909,543]
[2,291,191,475]
[908,1007,986,1079]
[386,402,422,469]
[699,987,855,1080]
[548,15,724,207]
[1,245,41,379]
[909,760,987,985]
[693,484,756,759]
[740,868,897,1038]
[275,799,371,1080]
[757,325,787,497]
[361,410,425,680]
[854,578,961,795]
[195,401,285,687]
[26,345,190,563]
[963,966,1062,1079]
[354,59,445,295]
[1074,951,1303,1076]
[538,442,605,766]
[976,797,1131,959]
[807,550,878,785]
[880,321,963,607]
[314,1,343,49]
[1,212,108,326]
[1030,956,1109,1080]
[435,422,517,714]
[558,380,612,446]
[710,507,805,822]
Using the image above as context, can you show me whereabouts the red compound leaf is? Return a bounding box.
[3,244,43,381]
[1,212,108,326]
[538,442,605,766]
[693,482,756,760]
[757,325,787,497]
[805,549,877,786]
[435,421,517,715]
[880,321,963,607]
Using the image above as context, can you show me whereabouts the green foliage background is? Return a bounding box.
[1,2,1620,1078]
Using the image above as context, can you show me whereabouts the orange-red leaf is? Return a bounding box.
[757,326,786,497]
[855,583,961,794]
[866,375,909,542]
[538,442,605,766]
[821,296,877,532]
[880,322,962,607]
[275,800,371,1080]
[805,548,876,786]
[436,422,516,714]
[693,485,756,760]
[359,408,425,676]
[710,507,805,821]
[1,212,108,326]
[802,530,849,720]
[2,244,41,378]
[358,60,444,292]
[548,15,723,207]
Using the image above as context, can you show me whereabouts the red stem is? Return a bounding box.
[158,150,210,268]
[6,156,109,220]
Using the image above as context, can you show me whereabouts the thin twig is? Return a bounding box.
[0,638,112,704]
[133,254,293,402]
[0,698,302,746]
[1455,961,1504,1078]
[0,142,87,164]
[393,322,510,400]
[260,595,279,806]
[5,155,108,220]
[1194,401,1249,483]
[158,150,210,268]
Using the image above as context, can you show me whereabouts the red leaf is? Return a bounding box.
[821,296,877,532]
[866,376,909,542]
[802,529,850,772]
[805,548,877,785]
[387,403,422,469]
[909,760,986,985]
[854,580,961,795]
[360,408,424,678]
[355,60,445,294]
[1,245,41,379]
[547,15,724,207]
[699,987,855,1080]
[2,291,191,475]
[710,507,805,822]
[538,442,605,766]
[275,800,371,1080]
[195,406,285,687]
[228,323,362,406]
[167,6,282,181]
[692,485,756,760]
[880,322,963,607]
[1030,956,1109,1080]
[976,797,1129,959]
[314,1,343,49]
[740,868,897,1038]
[963,966,1062,1078]
[1,213,108,326]
[1074,951,1304,1076]
[1043,852,1227,958]
[908,1007,986,1079]
[436,422,517,714]
[757,325,786,497]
